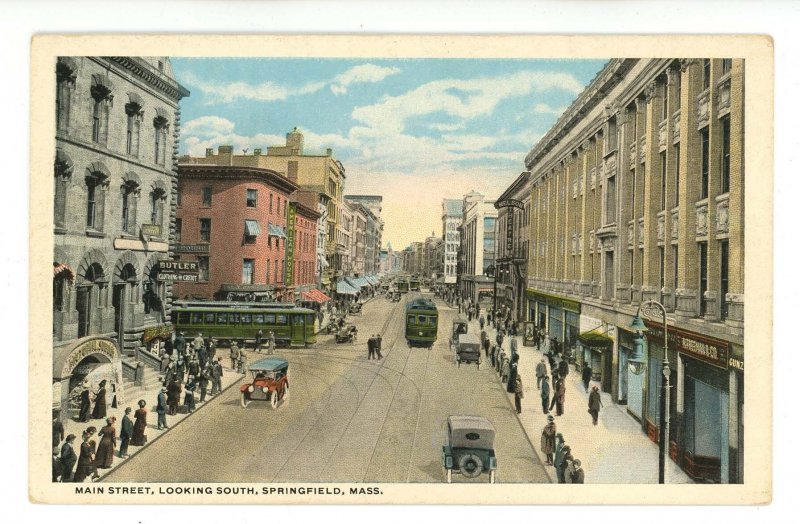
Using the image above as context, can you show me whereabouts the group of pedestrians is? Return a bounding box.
[539,415,585,483]
[367,334,383,360]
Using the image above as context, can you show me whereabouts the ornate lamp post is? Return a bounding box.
[629,300,670,484]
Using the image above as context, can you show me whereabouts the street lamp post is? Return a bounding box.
[629,299,670,484]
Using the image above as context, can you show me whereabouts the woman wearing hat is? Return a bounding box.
[91,379,108,420]
[78,381,92,423]
[94,417,116,469]
[588,385,603,425]
[540,416,556,466]
[73,427,99,482]
[131,400,148,446]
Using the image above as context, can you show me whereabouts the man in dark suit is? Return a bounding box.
[52,409,64,449]
[367,336,375,360]
[156,387,168,430]
[59,434,77,482]
[375,334,383,359]
[119,407,133,458]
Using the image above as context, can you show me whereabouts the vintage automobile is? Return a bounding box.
[349,302,363,315]
[442,415,497,483]
[455,333,482,369]
[449,319,469,350]
[240,358,289,409]
[335,324,358,343]
[391,292,401,302]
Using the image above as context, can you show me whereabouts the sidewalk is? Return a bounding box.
[59,359,245,482]
[467,315,692,484]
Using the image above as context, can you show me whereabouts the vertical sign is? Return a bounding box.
[506,210,514,255]
[285,202,296,287]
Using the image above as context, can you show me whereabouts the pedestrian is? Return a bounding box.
[496,330,505,348]
[490,344,497,368]
[167,376,181,416]
[52,409,64,449]
[131,400,148,446]
[588,385,603,425]
[567,459,585,483]
[541,375,551,414]
[119,407,132,458]
[267,331,276,355]
[547,352,557,375]
[192,332,205,353]
[549,377,559,412]
[238,349,248,374]
[582,363,592,393]
[554,438,568,483]
[513,374,524,414]
[487,310,493,326]
[207,338,217,361]
[376,333,383,359]
[536,358,547,390]
[175,332,186,355]
[59,434,77,482]
[510,336,518,356]
[555,378,566,416]
[255,328,263,352]
[558,357,569,380]
[197,344,207,369]
[540,416,556,465]
[212,358,224,394]
[160,349,170,374]
[317,310,324,330]
[368,336,375,360]
[91,380,107,420]
[506,355,519,393]
[73,427,99,483]
[184,375,197,413]
[94,417,116,469]
[187,356,200,380]
[467,307,473,322]
[230,341,240,371]
[175,354,186,383]
[53,443,63,482]
[156,387,168,430]
[198,368,209,402]
[479,314,485,330]
[482,336,490,358]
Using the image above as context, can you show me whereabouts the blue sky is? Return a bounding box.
[171,57,607,249]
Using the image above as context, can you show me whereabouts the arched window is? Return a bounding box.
[121,179,140,234]
[153,108,170,166]
[90,74,113,145]
[125,93,143,157]
[54,149,73,229]
[55,58,77,134]
[85,163,110,231]
[149,185,167,230]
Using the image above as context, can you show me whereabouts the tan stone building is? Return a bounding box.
[523,58,744,483]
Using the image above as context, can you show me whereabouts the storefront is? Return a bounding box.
[53,336,123,416]
[618,328,644,420]
[577,330,613,393]
[525,290,581,351]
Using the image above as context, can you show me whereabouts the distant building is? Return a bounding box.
[458,191,497,306]
[442,198,463,288]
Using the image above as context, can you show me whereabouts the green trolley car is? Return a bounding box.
[405,298,438,348]
[396,279,410,294]
[173,301,317,347]
[409,279,421,292]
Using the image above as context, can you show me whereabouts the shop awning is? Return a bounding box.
[244,219,261,236]
[336,281,359,295]
[578,331,614,349]
[345,276,370,289]
[302,288,332,303]
[53,262,74,280]
[267,223,287,238]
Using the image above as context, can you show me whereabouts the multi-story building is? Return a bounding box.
[442,199,464,289]
[53,56,189,413]
[344,195,383,273]
[494,172,531,321]
[423,234,443,280]
[524,58,744,483]
[286,198,323,301]
[351,203,367,277]
[458,191,497,306]
[292,189,331,291]
[173,159,299,303]
[338,199,353,279]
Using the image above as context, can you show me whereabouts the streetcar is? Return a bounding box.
[409,278,421,292]
[405,297,438,348]
[396,279,410,294]
[173,301,316,347]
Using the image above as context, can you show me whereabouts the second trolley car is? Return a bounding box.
[405,297,438,348]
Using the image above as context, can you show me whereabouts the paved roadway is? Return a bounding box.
[106,292,550,484]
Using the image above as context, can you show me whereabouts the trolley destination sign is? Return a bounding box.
[157,260,199,282]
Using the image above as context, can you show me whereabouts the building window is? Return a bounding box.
[721,116,731,194]
[176,188,182,207]
[674,143,681,207]
[720,240,729,319]
[265,259,271,284]
[277,197,282,216]
[246,188,258,207]
[659,247,665,289]
[242,259,255,285]
[702,59,711,90]
[202,186,212,206]
[675,70,682,110]
[722,58,732,75]
[121,181,139,234]
[700,127,710,199]
[699,242,708,315]
[662,81,669,120]
[55,61,75,134]
[54,154,73,229]
[85,173,107,230]
[153,115,169,166]
[605,175,616,224]
[150,188,166,229]
[92,99,105,143]
[198,256,209,282]
[125,101,142,157]
[672,245,679,290]
[175,218,182,243]
[269,193,273,213]
[660,151,667,211]
[200,218,211,242]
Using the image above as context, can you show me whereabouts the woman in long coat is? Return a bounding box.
[91,380,107,420]
[555,379,566,416]
[94,417,116,468]
[130,400,148,446]
[78,383,92,422]
[588,385,603,425]
[73,427,98,482]
[540,417,556,465]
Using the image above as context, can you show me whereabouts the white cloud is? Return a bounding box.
[351,70,585,133]
[534,102,568,116]
[181,116,236,137]
[329,64,401,95]
[181,72,289,104]
[428,122,466,132]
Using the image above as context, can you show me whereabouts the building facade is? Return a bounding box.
[53,56,189,412]
[524,58,744,483]
[173,161,299,302]
[442,199,463,288]
[458,191,497,306]
[344,195,384,273]
[286,199,323,300]
[494,172,531,321]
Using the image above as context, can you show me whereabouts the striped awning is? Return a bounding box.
[53,262,74,280]
[336,281,359,295]
[244,219,261,236]
[345,276,369,289]
[301,289,332,303]
[268,223,287,238]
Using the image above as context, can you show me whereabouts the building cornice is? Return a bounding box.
[178,164,299,194]
[107,57,190,100]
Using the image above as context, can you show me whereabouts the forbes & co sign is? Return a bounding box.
[157,260,199,282]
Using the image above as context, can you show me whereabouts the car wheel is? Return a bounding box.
[477,361,481,371]
[489,470,496,484]
[445,468,452,483]
[283,382,289,400]
[240,393,250,408]
[458,454,484,479]
[270,390,278,409]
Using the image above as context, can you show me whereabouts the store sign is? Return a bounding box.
[285,203,296,287]
[496,199,525,210]
[64,338,117,376]
[525,289,581,314]
[143,324,173,344]
[644,320,730,369]
[506,211,514,255]
[174,243,210,254]
[157,260,198,282]
[140,224,162,237]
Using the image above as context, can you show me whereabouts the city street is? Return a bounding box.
[105,293,550,484]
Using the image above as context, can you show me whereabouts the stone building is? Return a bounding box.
[441,199,463,290]
[53,56,189,413]
[458,191,497,306]
[494,171,531,321]
[524,58,744,483]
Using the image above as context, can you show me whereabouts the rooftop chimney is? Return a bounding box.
[205,148,214,157]
[253,148,262,156]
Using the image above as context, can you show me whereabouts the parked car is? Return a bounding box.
[240,358,289,409]
[391,292,401,302]
[450,319,468,350]
[455,333,482,369]
[442,415,497,483]
[335,324,358,343]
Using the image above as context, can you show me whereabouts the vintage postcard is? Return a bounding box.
[29,34,772,504]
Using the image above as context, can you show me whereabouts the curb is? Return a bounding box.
[99,371,245,481]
